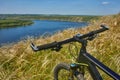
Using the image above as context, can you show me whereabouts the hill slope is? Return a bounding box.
[0,14,120,80]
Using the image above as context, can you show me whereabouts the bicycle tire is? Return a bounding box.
[54,63,84,80]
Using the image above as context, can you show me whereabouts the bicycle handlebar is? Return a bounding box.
[31,25,109,52]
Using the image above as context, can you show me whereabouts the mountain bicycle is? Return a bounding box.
[30,25,120,80]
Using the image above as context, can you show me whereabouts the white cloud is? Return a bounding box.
[102,2,110,5]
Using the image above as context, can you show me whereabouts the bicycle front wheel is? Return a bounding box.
[54,63,84,80]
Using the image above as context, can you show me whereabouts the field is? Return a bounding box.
[0,14,120,80]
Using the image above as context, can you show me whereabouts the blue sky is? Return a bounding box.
[0,0,120,15]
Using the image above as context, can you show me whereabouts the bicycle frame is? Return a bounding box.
[76,39,120,80]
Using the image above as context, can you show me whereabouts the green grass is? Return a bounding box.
[0,19,33,29]
[0,14,120,80]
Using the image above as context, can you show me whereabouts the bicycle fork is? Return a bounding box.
[69,63,86,80]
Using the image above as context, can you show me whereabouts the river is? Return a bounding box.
[0,20,88,46]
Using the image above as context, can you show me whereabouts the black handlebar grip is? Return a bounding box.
[100,24,109,30]
[37,41,58,50]
[92,25,109,35]
[31,41,58,51]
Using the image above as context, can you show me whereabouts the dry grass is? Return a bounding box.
[0,14,120,80]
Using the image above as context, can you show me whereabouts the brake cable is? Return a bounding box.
[68,42,79,60]
[87,34,98,41]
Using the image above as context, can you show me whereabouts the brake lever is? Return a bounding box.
[87,34,98,41]
[51,45,62,52]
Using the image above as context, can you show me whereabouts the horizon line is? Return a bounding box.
[0,13,118,16]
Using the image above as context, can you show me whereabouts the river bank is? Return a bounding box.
[0,19,33,29]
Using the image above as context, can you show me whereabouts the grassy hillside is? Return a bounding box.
[0,14,120,80]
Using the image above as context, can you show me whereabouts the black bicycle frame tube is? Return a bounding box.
[87,62,103,80]
[82,52,120,80]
